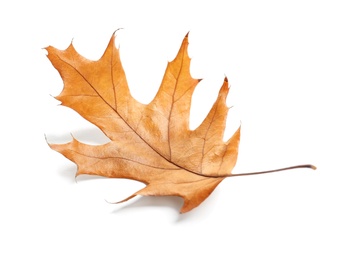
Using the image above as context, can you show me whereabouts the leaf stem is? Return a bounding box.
[231,164,316,177]
[196,164,316,178]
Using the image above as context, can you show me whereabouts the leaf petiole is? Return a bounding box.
[195,164,317,178]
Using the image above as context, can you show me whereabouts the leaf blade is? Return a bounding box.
[47,32,240,213]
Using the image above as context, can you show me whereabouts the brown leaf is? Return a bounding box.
[46,32,240,213]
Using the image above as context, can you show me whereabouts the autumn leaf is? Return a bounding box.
[46,32,315,213]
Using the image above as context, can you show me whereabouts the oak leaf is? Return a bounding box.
[46,32,317,213]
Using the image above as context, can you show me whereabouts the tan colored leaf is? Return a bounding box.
[46,32,314,213]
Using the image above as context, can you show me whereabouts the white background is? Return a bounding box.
[1,0,350,259]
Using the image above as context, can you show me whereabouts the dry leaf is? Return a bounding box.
[46,32,314,213]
